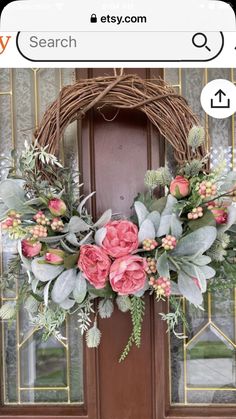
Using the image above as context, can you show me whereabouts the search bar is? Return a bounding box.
[17,31,224,62]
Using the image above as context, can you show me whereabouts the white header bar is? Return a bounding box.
[1,0,235,32]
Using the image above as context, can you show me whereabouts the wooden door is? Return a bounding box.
[77,68,166,419]
[2,67,235,419]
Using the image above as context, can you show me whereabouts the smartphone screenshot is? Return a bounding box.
[0,1,236,419]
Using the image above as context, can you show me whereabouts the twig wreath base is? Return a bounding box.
[34,74,205,164]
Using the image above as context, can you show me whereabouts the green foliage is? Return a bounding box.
[159,296,188,338]
[88,282,115,298]
[188,210,216,231]
[116,295,131,313]
[77,298,95,335]
[86,320,102,348]
[0,301,16,320]
[144,167,172,190]
[187,126,205,150]
[64,253,79,269]
[98,299,114,319]
[150,196,168,213]
[30,305,67,341]
[0,255,21,294]
[207,232,230,262]
[119,297,145,362]
[183,158,206,178]
[208,260,236,291]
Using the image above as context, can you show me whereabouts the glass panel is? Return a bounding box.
[20,389,69,404]
[0,68,83,405]
[170,292,236,405]
[167,67,236,406]
[0,69,10,91]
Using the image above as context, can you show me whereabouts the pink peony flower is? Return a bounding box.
[102,220,139,258]
[22,239,42,258]
[45,249,65,265]
[48,198,67,216]
[109,255,147,295]
[170,176,190,199]
[78,244,111,289]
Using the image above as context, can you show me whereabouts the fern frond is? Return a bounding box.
[119,296,145,362]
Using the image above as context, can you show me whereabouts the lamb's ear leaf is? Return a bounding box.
[192,255,212,266]
[66,233,81,247]
[147,211,160,233]
[162,195,178,216]
[59,298,76,310]
[68,216,91,233]
[134,201,149,227]
[156,215,171,237]
[171,226,217,257]
[170,281,181,295]
[94,209,112,228]
[200,265,216,280]
[0,179,26,212]
[51,269,77,304]
[43,280,53,307]
[78,192,96,215]
[170,214,183,239]
[95,227,107,246]
[32,257,64,282]
[181,264,207,293]
[73,272,87,303]
[156,252,170,278]
[40,234,67,243]
[178,271,203,306]
[138,219,155,243]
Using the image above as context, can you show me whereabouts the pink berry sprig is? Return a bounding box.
[142,239,158,251]
[197,180,217,199]
[149,276,171,299]
[33,211,50,226]
[146,257,157,274]
[1,210,21,230]
[161,235,177,251]
[187,207,203,220]
[51,217,64,232]
[29,225,48,239]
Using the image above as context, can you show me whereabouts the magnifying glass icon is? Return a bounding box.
[192,32,211,52]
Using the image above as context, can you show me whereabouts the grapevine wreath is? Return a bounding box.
[1,74,236,361]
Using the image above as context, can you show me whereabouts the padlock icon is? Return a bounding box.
[90,13,97,23]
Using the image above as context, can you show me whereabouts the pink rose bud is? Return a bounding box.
[170,176,190,199]
[48,198,67,216]
[210,206,228,224]
[22,239,42,258]
[45,249,65,265]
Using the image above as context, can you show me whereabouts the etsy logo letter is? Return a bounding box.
[0,36,11,55]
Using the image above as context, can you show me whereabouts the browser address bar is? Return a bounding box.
[16,31,224,62]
